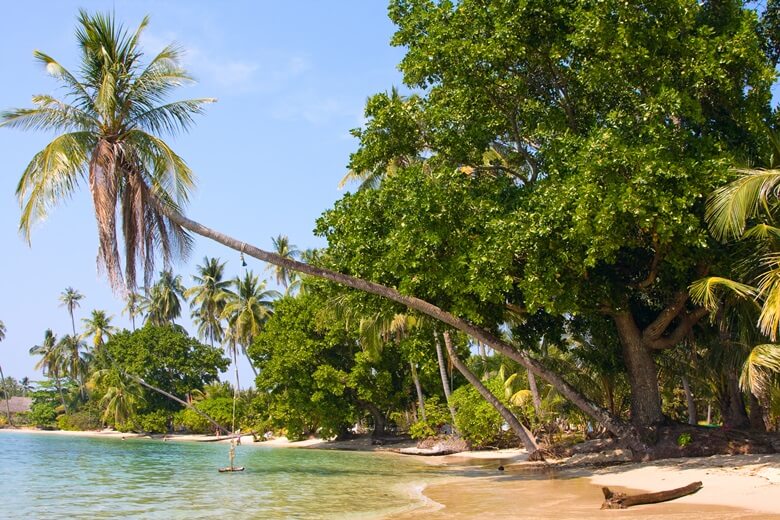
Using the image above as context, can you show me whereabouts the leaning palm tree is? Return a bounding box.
[82,309,116,350]
[0,10,648,447]
[91,368,144,426]
[266,235,300,289]
[59,287,84,336]
[222,271,280,377]
[1,11,213,292]
[143,270,186,326]
[184,256,232,346]
[29,329,67,409]
[0,320,12,425]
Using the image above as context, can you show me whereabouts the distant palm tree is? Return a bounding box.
[82,310,116,350]
[266,235,300,289]
[20,377,33,396]
[0,320,12,425]
[144,270,186,326]
[58,334,88,400]
[91,369,144,426]
[122,291,144,331]
[29,329,66,409]
[59,287,84,335]
[222,272,280,377]
[185,257,232,346]
[0,11,214,292]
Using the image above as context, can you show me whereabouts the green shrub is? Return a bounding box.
[450,379,506,448]
[677,432,692,447]
[137,410,170,433]
[176,398,237,434]
[409,396,453,440]
[56,410,102,431]
[28,402,58,429]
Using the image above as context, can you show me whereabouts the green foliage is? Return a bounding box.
[56,409,102,431]
[409,395,451,440]
[177,397,237,434]
[677,432,693,447]
[450,377,508,448]
[99,325,229,411]
[136,410,170,434]
[28,402,57,429]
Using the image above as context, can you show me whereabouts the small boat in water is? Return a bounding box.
[218,466,245,473]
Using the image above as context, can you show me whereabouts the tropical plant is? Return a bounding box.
[58,334,88,399]
[82,309,116,349]
[29,329,66,409]
[222,271,279,377]
[0,10,214,291]
[90,368,144,426]
[143,270,186,325]
[59,287,84,335]
[185,257,232,346]
[122,291,144,331]
[0,320,11,425]
[266,235,300,289]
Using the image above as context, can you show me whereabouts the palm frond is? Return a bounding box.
[688,276,757,311]
[739,344,780,394]
[706,169,780,241]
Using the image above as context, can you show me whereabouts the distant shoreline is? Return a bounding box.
[4,428,779,517]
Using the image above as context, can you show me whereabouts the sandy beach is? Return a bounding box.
[4,428,779,518]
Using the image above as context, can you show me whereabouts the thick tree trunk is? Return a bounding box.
[527,369,542,417]
[410,362,426,423]
[0,364,13,426]
[748,391,767,432]
[434,332,458,432]
[719,372,749,429]
[363,402,388,438]
[681,375,697,426]
[613,313,664,428]
[161,208,645,450]
[443,331,540,456]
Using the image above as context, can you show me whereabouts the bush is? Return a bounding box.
[136,410,170,433]
[56,410,102,431]
[450,379,507,448]
[409,396,452,440]
[176,398,237,434]
[28,402,58,429]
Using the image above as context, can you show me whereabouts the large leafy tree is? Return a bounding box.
[0,11,214,291]
[340,0,776,429]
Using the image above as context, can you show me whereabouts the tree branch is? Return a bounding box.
[644,307,710,350]
[642,291,690,341]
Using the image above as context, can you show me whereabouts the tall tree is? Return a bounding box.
[122,291,143,331]
[0,320,12,425]
[185,256,232,346]
[58,334,88,400]
[266,235,300,289]
[59,287,84,336]
[29,329,66,409]
[82,309,116,350]
[222,271,279,377]
[144,270,186,326]
[0,10,213,291]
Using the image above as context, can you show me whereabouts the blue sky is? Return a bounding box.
[0,1,405,384]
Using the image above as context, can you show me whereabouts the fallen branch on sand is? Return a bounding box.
[600,481,703,509]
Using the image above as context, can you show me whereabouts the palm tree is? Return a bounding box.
[90,368,144,426]
[58,334,88,399]
[1,10,646,447]
[185,257,232,346]
[0,11,214,292]
[144,270,186,326]
[29,329,66,409]
[59,287,84,336]
[122,291,144,331]
[20,377,33,396]
[0,320,12,425]
[266,235,300,289]
[222,271,279,377]
[82,309,116,350]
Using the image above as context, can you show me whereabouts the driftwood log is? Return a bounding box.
[601,481,703,509]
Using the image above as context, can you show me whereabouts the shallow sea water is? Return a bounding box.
[0,432,442,519]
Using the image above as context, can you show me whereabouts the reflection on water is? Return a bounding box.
[0,432,442,519]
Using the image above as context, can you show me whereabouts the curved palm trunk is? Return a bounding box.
[527,369,542,417]
[0,364,13,426]
[443,331,540,456]
[410,362,426,422]
[160,207,645,452]
[434,332,458,433]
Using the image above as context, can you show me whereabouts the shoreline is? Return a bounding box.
[4,428,779,517]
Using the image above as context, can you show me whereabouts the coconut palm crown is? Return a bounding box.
[0,11,215,291]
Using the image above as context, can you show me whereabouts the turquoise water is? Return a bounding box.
[0,432,442,519]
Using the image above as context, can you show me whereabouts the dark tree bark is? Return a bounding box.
[719,372,749,429]
[748,391,767,432]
